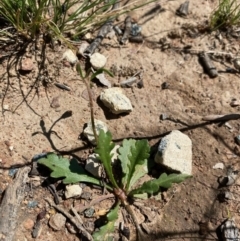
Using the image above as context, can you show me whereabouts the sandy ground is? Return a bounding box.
[1,0,240,240]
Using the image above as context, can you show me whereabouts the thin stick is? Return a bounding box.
[124,203,146,241]
[45,198,93,241]
[82,77,98,144]
[202,114,240,122]
[75,193,115,213]
[71,206,83,225]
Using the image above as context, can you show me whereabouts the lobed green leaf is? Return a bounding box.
[38,153,101,185]
[118,139,150,192]
[94,130,119,189]
[129,173,191,197]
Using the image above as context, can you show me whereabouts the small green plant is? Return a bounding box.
[210,0,240,30]
[37,54,191,241]
[38,130,191,241]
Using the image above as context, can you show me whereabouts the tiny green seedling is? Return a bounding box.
[38,130,191,241]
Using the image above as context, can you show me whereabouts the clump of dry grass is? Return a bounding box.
[210,0,240,30]
[0,0,157,42]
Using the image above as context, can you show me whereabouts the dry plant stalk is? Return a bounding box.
[81,77,99,144]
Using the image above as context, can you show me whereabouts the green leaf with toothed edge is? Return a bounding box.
[38,153,102,186]
[129,173,191,197]
[94,130,119,189]
[118,139,150,192]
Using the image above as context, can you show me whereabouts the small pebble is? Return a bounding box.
[84,207,95,218]
[20,58,34,72]
[233,58,240,71]
[8,168,18,177]
[235,135,240,145]
[96,73,111,87]
[162,82,169,89]
[27,200,38,208]
[131,23,142,36]
[50,96,60,108]
[224,191,235,200]
[84,33,93,40]
[62,49,78,64]
[78,42,89,57]
[100,87,133,114]
[224,122,232,130]
[83,119,108,145]
[65,184,82,199]
[85,154,102,178]
[3,105,9,110]
[230,100,240,107]
[81,191,92,200]
[160,113,168,120]
[90,53,107,69]
[23,218,35,230]
[213,162,224,170]
[49,213,66,231]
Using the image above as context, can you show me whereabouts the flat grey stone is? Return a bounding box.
[96,73,111,87]
[100,87,133,114]
[155,130,192,175]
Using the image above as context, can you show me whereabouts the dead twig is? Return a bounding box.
[120,16,132,44]
[202,114,240,122]
[32,209,46,238]
[75,193,115,213]
[84,2,120,55]
[45,198,93,241]
[0,167,30,241]
[81,76,99,144]
[199,52,218,78]
[71,206,83,225]
[47,183,61,204]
